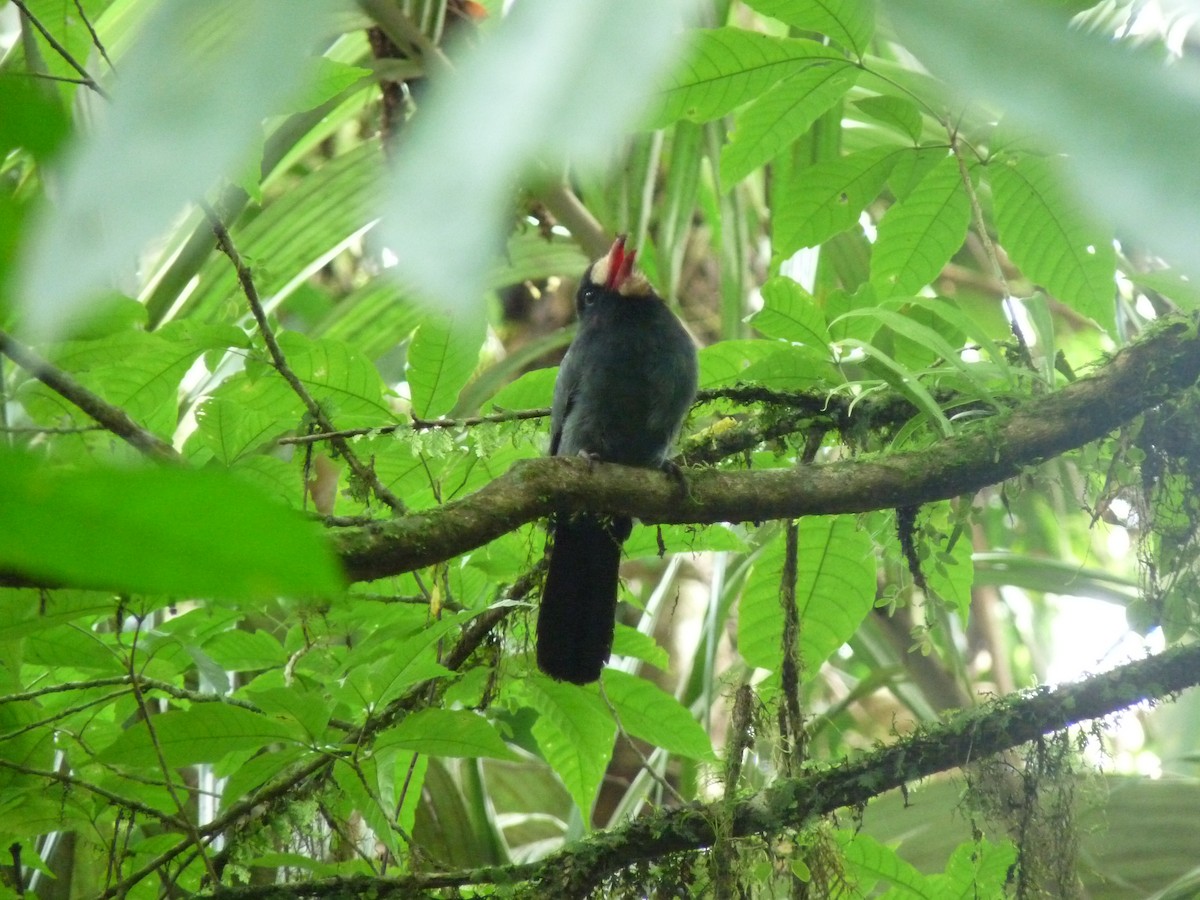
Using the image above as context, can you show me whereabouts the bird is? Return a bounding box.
[537,234,698,684]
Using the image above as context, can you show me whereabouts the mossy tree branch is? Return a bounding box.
[204,640,1200,899]
[335,315,1200,583]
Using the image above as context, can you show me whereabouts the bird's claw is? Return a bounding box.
[660,458,691,498]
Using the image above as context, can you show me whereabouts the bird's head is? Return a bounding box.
[583,234,652,301]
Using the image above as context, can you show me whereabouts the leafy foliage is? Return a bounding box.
[1,0,1199,897]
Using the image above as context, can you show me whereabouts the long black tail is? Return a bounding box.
[537,514,631,684]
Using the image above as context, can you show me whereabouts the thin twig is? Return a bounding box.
[9,0,110,98]
[0,757,187,828]
[203,208,405,512]
[278,408,551,445]
[1,424,108,434]
[537,179,609,258]
[12,71,94,86]
[602,687,687,806]
[72,0,115,71]
[125,619,220,883]
[0,329,180,462]
[951,130,1035,371]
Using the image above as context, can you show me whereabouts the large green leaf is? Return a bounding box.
[749,276,833,348]
[773,145,907,256]
[720,62,859,186]
[188,371,305,467]
[524,676,616,820]
[888,0,1200,284]
[870,154,972,298]
[375,709,517,761]
[853,95,924,143]
[743,0,875,58]
[989,154,1116,333]
[95,703,301,768]
[840,831,941,896]
[696,339,782,388]
[0,450,345,598]
[651,28,845,127]
[20,323,241,439]
[601,670,714,761]
[738,518,876,675]
[406,314,487,419]
[275,332,392,429]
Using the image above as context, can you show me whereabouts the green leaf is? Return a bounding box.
[870,154,972,297]
[936,837,1017,897]
[838,337,955,436]
[365,617,463,708]
[0,76,70,161]
[651,28,844,127]
[407,314,487,419]
[375,709,517,761]
[697,339,782,388]
[602,670,714,760]
[887,0,1200,284]
[204,630,289,674]
[485,367,557,412]
[836,306,996,405]
[741,346,840,392]
[298,58,372,113]
[774,145,907,256]
[0,450,345,598]
[22,324,238,438]
[750,276,833,348]
[853,95,923,143]
[840,831,932,894]
[925,523,975,623]
[610,625,671,671]
[524,676,616,820]
[720,63,859,186]
[332,758,405,861]
[276,332,393,428]
[738,518,875,675]
[188,373,304,466]
[989,154,1116,333]
[95,703,300,768]
[743,0,875,57]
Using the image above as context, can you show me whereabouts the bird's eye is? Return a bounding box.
[581,286,599,306]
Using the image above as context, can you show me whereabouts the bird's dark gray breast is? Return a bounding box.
[553,296,697,468]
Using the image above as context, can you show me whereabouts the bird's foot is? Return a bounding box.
[660,458,690,495]
[577,450,603,471]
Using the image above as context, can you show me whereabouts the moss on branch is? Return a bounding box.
[335,316,1200,583]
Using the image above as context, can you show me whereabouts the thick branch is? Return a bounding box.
[335,316,1200,582]
[205,640,1200,899]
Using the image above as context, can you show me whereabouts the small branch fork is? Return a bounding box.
[9,0,110,99]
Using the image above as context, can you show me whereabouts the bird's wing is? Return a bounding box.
[549,346,579,457]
